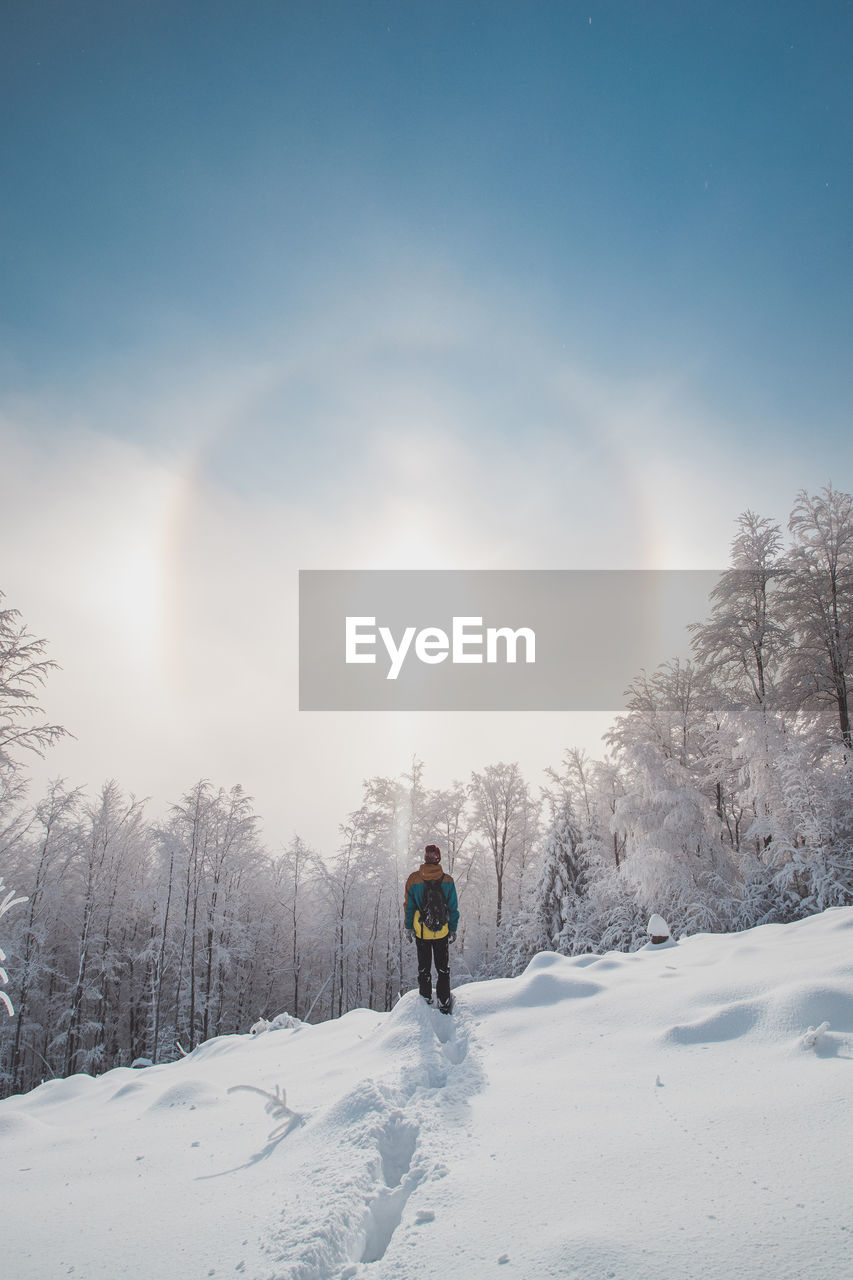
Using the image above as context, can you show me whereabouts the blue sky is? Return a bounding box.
[5,1,852,428]
[2,1,852,850]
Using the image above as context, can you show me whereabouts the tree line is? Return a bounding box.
[1,484,851,1097]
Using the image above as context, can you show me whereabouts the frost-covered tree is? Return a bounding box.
[493,799,573,976]
[270,835,322,1020]
[605,660,739,936]
[425,782,472,876]
[0,590,67,867]
[613,739,734,934]
[57,782,151,1076]
[153,780,271,1053]
[0,593,66,1084]
[469,762,535,929]
[607,659,708,771]
[0,591,66,778]
[321,803,380,1019]
[5,781,81,1089]
[690,511,786,709]
[690,510,789,858]
[557,749,625,874]
[780,484,853,748]
[0,874,28,1017]
[730,724,853,922]
[198,784,260,1042]
[526,786,583,952]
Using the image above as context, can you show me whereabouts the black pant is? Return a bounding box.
[415,936,450,1006]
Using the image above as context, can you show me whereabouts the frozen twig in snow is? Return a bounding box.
[801,1021,831,1050]
[228,1083,304,1140]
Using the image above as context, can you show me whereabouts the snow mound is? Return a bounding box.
[146,1079,221,1113]
[22,1071,99,1106]
[0,1110,50,1139]
[664,997,765,1044]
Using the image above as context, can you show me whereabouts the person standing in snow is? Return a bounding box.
[404,843,459,1013]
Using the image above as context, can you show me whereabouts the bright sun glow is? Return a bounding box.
[104,531,163,664]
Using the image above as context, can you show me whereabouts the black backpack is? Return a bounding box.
[419,878,449,934]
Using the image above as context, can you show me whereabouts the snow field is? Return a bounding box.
[2,908,852,1279]
[450,924,853,1279]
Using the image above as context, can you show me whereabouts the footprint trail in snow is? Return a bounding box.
[260,991,483,1280]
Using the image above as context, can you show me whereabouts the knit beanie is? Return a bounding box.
[424,844,441,864]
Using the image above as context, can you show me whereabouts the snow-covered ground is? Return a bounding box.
[3,908,853,1280]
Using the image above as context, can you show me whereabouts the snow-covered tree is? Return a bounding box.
[469,762,536,929]
[0,591,66,778]
[690,510,787,709]
[780,484,853,749]
[0,874,28,1017]
[270,835,322,1020]
[4,781,81,1089]
[536,782,586,938]
[56,782,151,1076]
[0,589,67,874]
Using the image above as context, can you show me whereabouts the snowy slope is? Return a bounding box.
[3,908,853,1280]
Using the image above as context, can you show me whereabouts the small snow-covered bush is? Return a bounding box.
[250,1012,303,1036]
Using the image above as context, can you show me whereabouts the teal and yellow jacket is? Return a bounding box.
[404,863,460,940]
